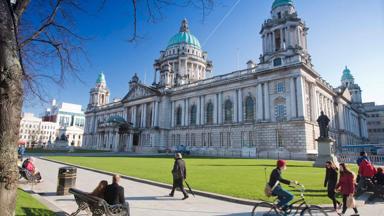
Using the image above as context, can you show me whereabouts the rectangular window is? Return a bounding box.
[191,133,195,146]
[220,132,224,147]
[276,82,285,93]
[241,131,244,147]
[202,133,206,146]
[249,131,253,147]
[208,133,212,146]
[186,133,189,146]
[227,132,231,148]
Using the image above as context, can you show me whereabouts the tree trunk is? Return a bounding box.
[0,1,24,215]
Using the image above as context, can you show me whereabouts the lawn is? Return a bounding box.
[16,189,55,216]
[48,156,358,205]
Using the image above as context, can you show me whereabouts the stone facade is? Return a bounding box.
[83,1,368,158]
[363,102,384,144]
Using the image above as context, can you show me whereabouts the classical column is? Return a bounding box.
[238,89,243,122]
[290,78,296,119]
[132,106,136,127]
[171,101,175,127]
[201,96,205,124]
[143,103,147,128]
[263,82,270,120]
[256,83,263,120]
[295,76,306,118]
[154,101,159,127]
[234,90,238,123]
[151,101,155,127]
[197,96,201,125]
[185,98,189,126]
[215,94,219,124]
[218,92,223,124]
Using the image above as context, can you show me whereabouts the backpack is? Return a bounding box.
[360,159,376,177]
[264,180,279,197]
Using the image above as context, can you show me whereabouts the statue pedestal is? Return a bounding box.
[313,137,339,167]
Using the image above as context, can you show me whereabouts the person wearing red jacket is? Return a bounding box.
[22,157,43,182]
[336,163,358,216]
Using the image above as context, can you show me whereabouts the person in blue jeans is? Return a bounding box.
[268,160,297,212]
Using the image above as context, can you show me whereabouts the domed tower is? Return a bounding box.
[259,0,311,67]
[88,72,110,110]
[341,66,362,103]
[154,19,213,88]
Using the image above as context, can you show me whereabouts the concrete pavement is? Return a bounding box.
[19,158,384,216]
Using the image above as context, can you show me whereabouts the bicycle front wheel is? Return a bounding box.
[252,202,280,216]
[300,205,328,216]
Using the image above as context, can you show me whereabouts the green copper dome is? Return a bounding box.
[341,66,354,81]
[272,0,294,9]
[167,19,201,49]
[96,72,106,84]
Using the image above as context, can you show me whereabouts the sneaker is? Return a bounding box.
[182,196,189,200]
[168,193,174,197]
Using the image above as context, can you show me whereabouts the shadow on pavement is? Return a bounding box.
[126,195,176,201]
[217,213,251,216]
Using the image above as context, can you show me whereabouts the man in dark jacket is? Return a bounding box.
[269,160,297,212]
[169,153,189,200]
[104,175,126,205]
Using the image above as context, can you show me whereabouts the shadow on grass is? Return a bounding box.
[19,207,55,216]
[196,164,311,168]
[292,189,327,193]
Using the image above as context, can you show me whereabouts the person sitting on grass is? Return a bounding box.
[91,180,108,199]
[268,160,298,213]
[22,157,43,182]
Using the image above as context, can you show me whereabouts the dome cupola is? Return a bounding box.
[167,19,201,49]
[272,0,294,10]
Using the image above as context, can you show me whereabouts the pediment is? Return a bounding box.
[122,84,159,101]
[341,88,352,101]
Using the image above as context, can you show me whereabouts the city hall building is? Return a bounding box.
[83,0,368,158]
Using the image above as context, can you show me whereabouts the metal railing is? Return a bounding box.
[337,153,384,166]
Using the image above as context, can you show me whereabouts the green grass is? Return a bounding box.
[16,189,55,216]
[47,156,358,205]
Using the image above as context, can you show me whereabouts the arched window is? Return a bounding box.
[206,102,214,124]
[224,99,233,123]
[245,96,254,121]
[176,106,182,126]
[190,105,197,125]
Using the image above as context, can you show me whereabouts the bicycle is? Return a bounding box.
[252,183,328,216]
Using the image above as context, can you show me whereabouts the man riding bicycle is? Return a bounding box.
[269,160,298,212]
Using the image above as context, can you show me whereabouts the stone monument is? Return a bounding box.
[313,111,339,167]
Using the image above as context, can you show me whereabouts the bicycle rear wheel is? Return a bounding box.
[300,205,328,216]
[251,202,280,216]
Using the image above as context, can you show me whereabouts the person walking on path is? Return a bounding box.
[169,153,189,200]
[18,145,25,161]
[324,161,341,211]
[268,160,297,212]
[336,163,359,216]
[104,175,126,205]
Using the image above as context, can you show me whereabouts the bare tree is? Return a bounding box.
[0,0,214,214]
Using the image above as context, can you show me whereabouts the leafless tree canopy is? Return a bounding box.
[11,0,214,101]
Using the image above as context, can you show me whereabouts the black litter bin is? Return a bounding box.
[56,166,77,195]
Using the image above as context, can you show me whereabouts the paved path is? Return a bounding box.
[19,158,384,216]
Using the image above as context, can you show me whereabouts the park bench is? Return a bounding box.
[69,188,130,216]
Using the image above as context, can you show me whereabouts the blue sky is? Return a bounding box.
[23,0,384,115]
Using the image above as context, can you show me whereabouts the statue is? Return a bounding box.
[317,111,330,139]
